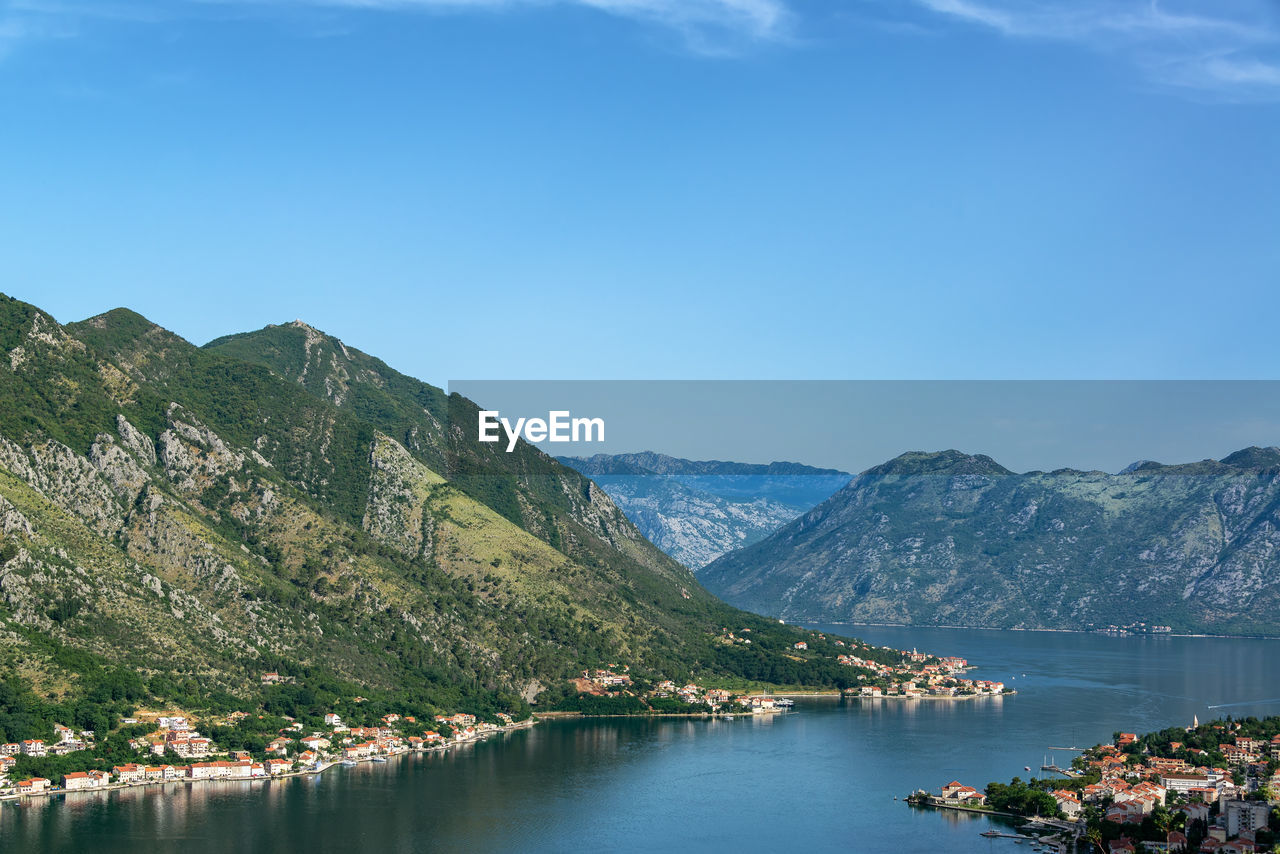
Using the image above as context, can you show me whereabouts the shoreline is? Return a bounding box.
[812,621,1280,641]
[0,719,535,806]
[908,799,1023,820]
[532,709,786,719]
[848,691,1015,701]
[535,689,1016,715]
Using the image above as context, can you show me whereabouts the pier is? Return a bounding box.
[981,830,1036,840]
[1037,764,1080,777]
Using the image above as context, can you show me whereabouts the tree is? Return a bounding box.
[985,778,1062,818]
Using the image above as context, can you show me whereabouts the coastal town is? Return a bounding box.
[557,638,1010,715]
[0,678,532,802]
[914,716,1280,853]
[838,647,1009,699]
[0,636,990,804]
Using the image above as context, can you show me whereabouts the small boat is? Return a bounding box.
[1024,766,1031,771]
[372,757,387,763]
[341,761,356,767]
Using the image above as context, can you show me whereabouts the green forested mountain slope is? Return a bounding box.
[0,294,889,735]
[700,449,1280,635]
[203,321,694,590]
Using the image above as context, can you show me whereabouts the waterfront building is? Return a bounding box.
[64,771,108,791]
[17,777,51,795]
[938,781,986,806]
[113,764,146,784]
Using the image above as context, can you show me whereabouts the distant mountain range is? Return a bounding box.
[699,448,1280,636]
[558,453,850,570]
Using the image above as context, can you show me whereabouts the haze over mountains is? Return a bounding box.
[0,294,879,719]
[559,453,849,569]
[700,448,1280,636]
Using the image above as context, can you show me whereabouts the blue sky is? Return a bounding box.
[1,0,1278,386]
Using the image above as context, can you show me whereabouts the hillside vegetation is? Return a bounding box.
[0,294,901,749]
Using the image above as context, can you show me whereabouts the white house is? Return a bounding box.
[18,777,52,795]
[113,764,147,784]
[1053,790,1082,819]
[64,771,107,791]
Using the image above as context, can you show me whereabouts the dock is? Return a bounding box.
[1037,764,1081,778]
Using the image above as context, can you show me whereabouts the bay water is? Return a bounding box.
[5,627,1278,853]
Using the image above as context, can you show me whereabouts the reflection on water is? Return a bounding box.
[4,629,1278,854]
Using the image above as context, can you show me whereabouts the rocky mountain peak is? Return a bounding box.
[1221,446,1280,470]
[861,449,1012,478]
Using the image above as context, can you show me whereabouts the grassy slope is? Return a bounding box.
[205,323,693,583]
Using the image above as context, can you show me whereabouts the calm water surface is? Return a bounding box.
[4,627,1278,853]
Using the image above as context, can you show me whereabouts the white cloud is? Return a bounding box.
[910,0,1280,97]
[579,0,787,42]
[0,19,21,58]
[262,0,789,38]
[1,5,79,58]
[0,0,791,57]
[1203,56,1280,87]
[917,0,1017,35]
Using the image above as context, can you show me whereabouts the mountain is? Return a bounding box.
[699,448,1280,636]
[202,321,688,592]
[0,293,895,733]
[566,451,848,480]
[559,453,850,569]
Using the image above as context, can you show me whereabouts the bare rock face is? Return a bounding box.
[0,493,34,537]
[586,476,804,570]
[362,433,442,559]
[557,455,851,571]
[291,320,360,407]
[0,551,50,631]
[521,679,544,703]
[158,403,247,493]
[125,494,241,594]
[116,414,157,466]
[26,310,87,357]
[90,434,152,505]
[0,435,125,537]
